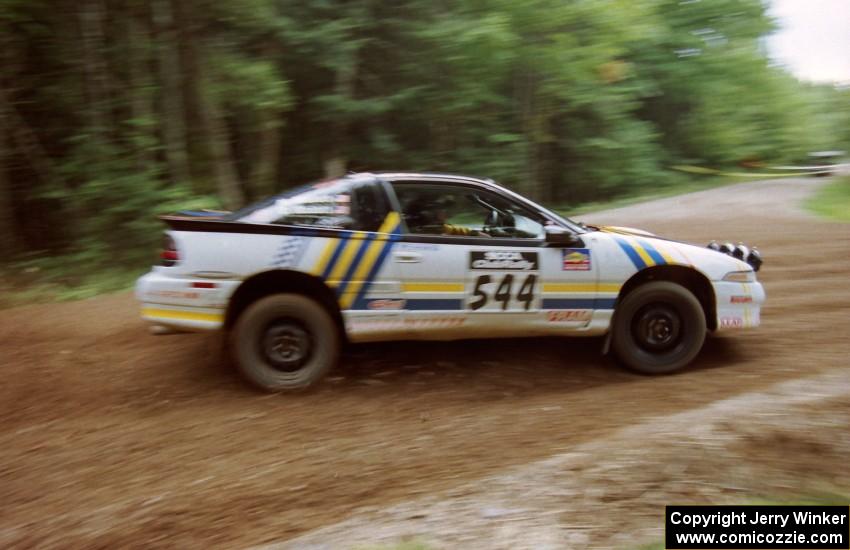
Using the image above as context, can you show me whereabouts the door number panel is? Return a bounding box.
[467,251,539,311]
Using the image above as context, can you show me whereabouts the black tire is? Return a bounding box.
[611,281,706,375]
[231,294,340,392]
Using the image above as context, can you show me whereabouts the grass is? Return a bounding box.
[748,490,850,506]
[0,254,144,309]
[806,175,850,222]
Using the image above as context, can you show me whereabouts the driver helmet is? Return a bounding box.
[406,194,455,228]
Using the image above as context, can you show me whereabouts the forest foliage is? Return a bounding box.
[1,0,848,271]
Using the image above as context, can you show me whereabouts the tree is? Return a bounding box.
[0,0,844,270]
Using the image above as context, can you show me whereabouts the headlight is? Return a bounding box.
[723,270,756,283]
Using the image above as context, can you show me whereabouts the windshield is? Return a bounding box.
[490,183,586,234]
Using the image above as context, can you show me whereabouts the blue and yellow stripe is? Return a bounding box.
[311,212,403,310]
[608,233,677,270]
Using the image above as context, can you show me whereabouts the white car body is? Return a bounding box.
[136,173,764,345]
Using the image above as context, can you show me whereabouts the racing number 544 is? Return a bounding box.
[469,273,537,311]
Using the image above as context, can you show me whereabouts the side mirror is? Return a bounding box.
[485,209,515,228]
[544,225,583,247]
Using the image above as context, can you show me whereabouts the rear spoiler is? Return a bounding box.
[172,209,230,218]
[159,210,229,229]
[157,214,315,238]
[158,215,357,239]
[159,213,229,232]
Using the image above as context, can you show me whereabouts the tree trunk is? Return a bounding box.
[323,51,358,179]
[0,93,14,256]
[253,117,283,196]
[174,0,205,190]
[251,42,284,197]
[1,89,56,192]
[78,0,111,146]
[151,0,191,185]
[205,90,245,209]
[174,0,243,207]
[518,68,542,201]
[197,31,245,209]
[126,0,155,171]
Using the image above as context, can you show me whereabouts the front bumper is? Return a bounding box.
[712,280,765,330]
[135,268,240,332]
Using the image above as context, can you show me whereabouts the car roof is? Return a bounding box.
[361,171,494,184]
[356,172,507,194]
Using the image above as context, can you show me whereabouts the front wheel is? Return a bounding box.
[231,294,340,391]
[611,281,706,374]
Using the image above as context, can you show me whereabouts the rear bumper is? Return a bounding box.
[712,280,765,330]
[140,305,224,331]
[135,269,239,332]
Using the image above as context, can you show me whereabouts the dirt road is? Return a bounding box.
[2,178,849,548]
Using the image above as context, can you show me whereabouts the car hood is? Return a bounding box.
[595,225,754,280]
[597,225,657,237]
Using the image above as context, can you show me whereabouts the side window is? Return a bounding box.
[240,179,390,231]
[392,182,545,239]
[271,188,356,229]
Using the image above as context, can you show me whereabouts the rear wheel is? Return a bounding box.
[231,294,340,391]
[612,281,706,374]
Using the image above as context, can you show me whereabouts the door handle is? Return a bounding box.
[394,252,423,263]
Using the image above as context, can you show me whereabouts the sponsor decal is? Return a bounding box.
[470,251,538,271]
[730,295,753,304]
[366,299,406,310]
[404,316,466,328]
[399,242,441,251]
[547,309,592,322]
[312,179,341,189]
[348,315,466,331]
[333,193,351,214]
[562,248,591,271]
[149,290,201,300]
[720,316,744,328]
[347,314,398,331]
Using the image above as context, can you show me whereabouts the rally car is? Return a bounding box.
[136,172,765,391]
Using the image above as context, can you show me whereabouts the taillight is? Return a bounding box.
[160,234,179,266]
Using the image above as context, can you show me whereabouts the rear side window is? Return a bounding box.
[238,178,390,231]
[351,182,391,232]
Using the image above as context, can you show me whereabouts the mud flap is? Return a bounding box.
[602,330,612,355]
[149,324,182,335]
